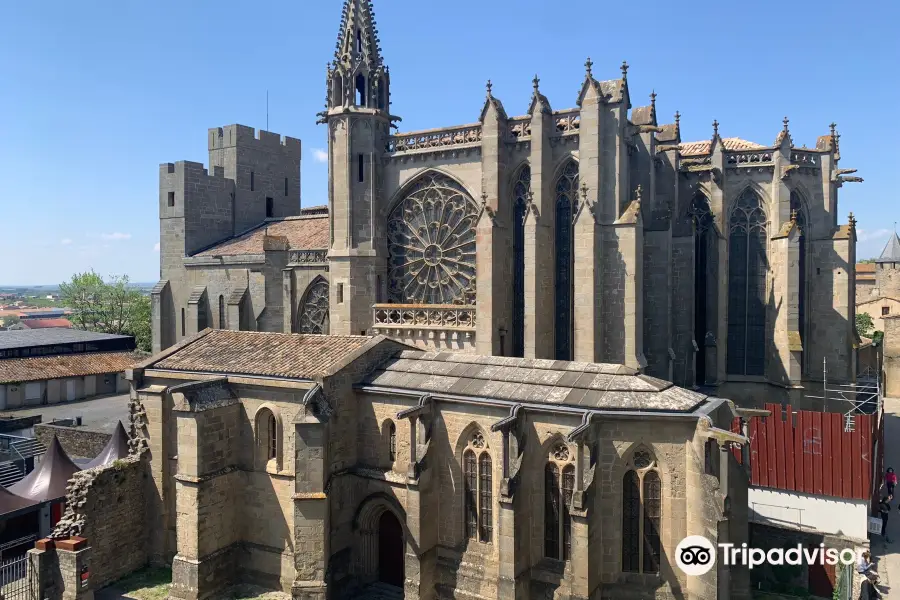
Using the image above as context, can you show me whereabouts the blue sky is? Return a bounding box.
[0,0,896,285]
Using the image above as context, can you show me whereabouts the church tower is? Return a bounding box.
[322,0,394,336]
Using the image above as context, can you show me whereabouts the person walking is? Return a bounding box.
[880,495,892,543]
[886,467,897,496]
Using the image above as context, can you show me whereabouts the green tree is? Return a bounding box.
[1,315,20,328]
[856,312,875,338]
[60,270,152,352]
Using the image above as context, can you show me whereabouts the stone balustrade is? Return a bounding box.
[371,304,476,352]
[727,150,774,166]
[387,124,483,154]
[289,250,328,265]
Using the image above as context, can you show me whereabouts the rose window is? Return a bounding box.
[387,173,478,305]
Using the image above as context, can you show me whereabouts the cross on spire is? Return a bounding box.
[580,181,589,201]
[790,209,797,222]
[830,122,837,137]
[486,80,493,97]
[650,90,657,107]
[783,116,790,133]
[585,57,593,78]
[533,74,540,92]
[674,110,681,127]
[712,119,719,137]
[621,60,629,79]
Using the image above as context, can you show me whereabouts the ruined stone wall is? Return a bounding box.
[34,424,111,459]
[51,452,149,589]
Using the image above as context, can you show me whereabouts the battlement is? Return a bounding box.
[208,124,302,157]
[159,161,227,180]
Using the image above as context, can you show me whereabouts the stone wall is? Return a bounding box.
[35,424,112,459]
[51,452,149,590]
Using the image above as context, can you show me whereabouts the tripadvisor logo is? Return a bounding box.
[675,536,861,576]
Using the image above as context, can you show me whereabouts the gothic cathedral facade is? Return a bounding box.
[153,0,861,406]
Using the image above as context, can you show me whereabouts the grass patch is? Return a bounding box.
[220,584,290,599]
[109,567,172,600]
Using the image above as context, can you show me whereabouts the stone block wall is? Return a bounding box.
[51,453,149,590]
[35,424,112,459]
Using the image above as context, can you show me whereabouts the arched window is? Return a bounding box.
[387,172,478,305]
[298,278,330,334]
[355,73,366,107]
[689,193,714,385]
[727,189,768,376]
[181,308,186,337]
[218,295,225,329]
[463,431,492,544]
[268,413,277,460]
[389,421,397,463]
[621,448,661,574]
[791,192,808,368]
[544,441,575,560]
[255,407,280,470]
[512,165,531,357]
[554,161,578,361]
[197,297,208,331]
[356,29,363,53]
[333,76,343,107]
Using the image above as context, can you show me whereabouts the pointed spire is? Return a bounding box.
[877,230,900,263]
[621,60,629,80]
[848,212,856,230]
[585,57,593,78]
[334,0,383,69]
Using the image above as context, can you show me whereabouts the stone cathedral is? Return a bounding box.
[152,1,861,407]
[140,2,865,599]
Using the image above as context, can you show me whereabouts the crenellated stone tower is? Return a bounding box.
[321,0,395,337]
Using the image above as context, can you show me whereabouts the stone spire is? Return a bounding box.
[334,0,383,69]
[876,231,900,263]
[674,110,681,136]
[775,116,792,146]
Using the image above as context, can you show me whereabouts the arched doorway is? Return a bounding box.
[378,511,404,587]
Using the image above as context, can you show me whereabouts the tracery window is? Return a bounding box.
[298,278,330,334]
[463,431,492,544]
[387,172,478,305]
[690,193,714,385]
[727,189,768,376]
[790,192,808,365]
[268,413,278,460]
[388,421,397,463]
[622,448,661,574]
[544,442,575,560]
[554,161,579,361]
[512,165,531,357]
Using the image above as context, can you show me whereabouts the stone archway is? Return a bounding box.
[378,511,404,586]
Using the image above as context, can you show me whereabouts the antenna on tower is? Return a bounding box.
[266,90,269,131]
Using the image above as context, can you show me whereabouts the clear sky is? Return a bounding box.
[0,0,896,285]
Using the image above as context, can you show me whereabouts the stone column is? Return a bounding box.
[293,410,329,600]
[708,137,729,384]
[283,269,295,334]
[476,91,510,357]
[770,223,802,385]
[524,89,555,359]
[572,188,602,362]
[496,428,526,599]
[134,385,174,565]
[56,538,94,600]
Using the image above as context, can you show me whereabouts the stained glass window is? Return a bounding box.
[791,192,807,363]
[554,160,578,361]
[643,471,661,574]
[622,470,641,572]
[562,464,575,560]
[691,193,714,385]
[544,463,561,559]
[299,278,330,334]
[727,189,768,375]
[464,450,478,540]
[479,453,493,543]
[512,166,531,357]
[387,172,478,305]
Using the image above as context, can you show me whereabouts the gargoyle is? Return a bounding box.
[781,164,799,180]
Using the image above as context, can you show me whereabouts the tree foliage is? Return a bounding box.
[60,270,151,352]
[856,312,875,339]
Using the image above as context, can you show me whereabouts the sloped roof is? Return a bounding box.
[0,351,141,384]
[9,437,80,502]
[361,350,708,413]
[0,484,38,516]
[21,319,72,330]
[0,329,131,351]
[680,137,765,157]
[876,233,900,263]
[194,213,329,258]
[149,330,377,380]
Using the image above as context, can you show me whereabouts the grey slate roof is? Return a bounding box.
[0,329,131,351]
[361,351,708,413]
[876,233,900,263]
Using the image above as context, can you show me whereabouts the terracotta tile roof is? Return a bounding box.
[679,137,765,157]
[150,330,374,380]
[194,214,329,258]
[20,319,72,330]
[0,351,141,385]
[361,350,709,413]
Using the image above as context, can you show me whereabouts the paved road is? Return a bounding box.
[874,397,900,597]
[1,393,130,434]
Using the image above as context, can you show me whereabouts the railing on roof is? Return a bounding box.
[553,110,581,136]
[790,151,820,167]
[373,304,475,332]
[508,117,531,141]
[289,250,328,265]
[387,124,483,154]
[726,149,774,166]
